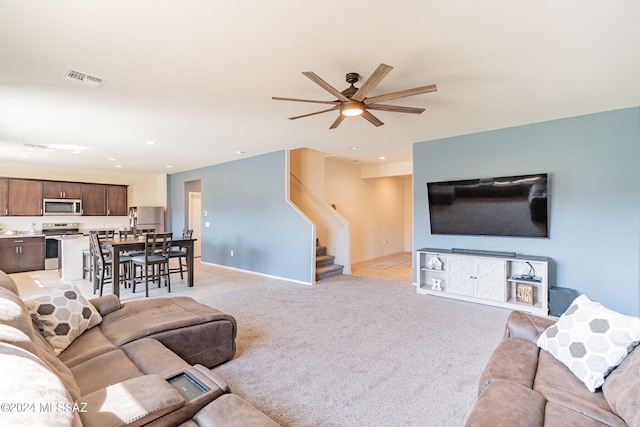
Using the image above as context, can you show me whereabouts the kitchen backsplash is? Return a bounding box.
[0,216,129,235]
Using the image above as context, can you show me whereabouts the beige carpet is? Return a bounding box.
[198,274,511,427]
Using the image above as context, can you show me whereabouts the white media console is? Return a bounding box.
[416,248,550,316]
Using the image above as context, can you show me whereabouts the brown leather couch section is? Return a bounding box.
[466,311,634,426]
[0,269,279,426]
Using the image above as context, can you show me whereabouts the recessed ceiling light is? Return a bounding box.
[166,165,173,168]
[115,165,123,168]
[378,156,386,160]
[236,151,245,155]
[108,158,117,161]
[21,155,30,158]
[349,146,358,150]
[146,141,157,145]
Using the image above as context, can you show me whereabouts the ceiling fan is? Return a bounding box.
[272,63,437,129]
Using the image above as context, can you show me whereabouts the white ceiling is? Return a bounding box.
[1,1,639,177]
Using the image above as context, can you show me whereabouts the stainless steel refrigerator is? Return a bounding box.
[129,206,165,232]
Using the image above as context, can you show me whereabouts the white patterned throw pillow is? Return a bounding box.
[537,294,640,392]
[26,283,102,355]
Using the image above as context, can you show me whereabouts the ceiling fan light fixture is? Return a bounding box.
[340,101,364,117]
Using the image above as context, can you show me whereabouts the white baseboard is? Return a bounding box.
[200,261,314,286]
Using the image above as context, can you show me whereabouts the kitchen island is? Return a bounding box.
[55,235,89,281]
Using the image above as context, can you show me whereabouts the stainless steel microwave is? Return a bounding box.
[43,199,82,216]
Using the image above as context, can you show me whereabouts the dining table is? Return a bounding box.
[97,235,197,297]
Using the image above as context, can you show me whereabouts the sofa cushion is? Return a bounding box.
[0,342,81,427]
[70,348,143,396]
[0,283,82,402]
[478,338,539,394]
[100,297,234,347]
[533,350,626,426]
[464,381,546,427]
[603,346,640,426]
[121,338,191,379]
[190,394,280,427]
[58,325,118,369]
[536,294,640,392]
[79,374,185,427]
[25,283,102,355]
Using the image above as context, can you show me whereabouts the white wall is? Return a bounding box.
[404,177,413,253]
[325,158,406,263]
[289,148,329,195]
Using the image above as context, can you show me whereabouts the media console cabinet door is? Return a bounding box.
[447,256,475,296]
[474,259,506,302]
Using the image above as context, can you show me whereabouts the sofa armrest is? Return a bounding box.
[89,294,121,317]
[78,374,185,427]
[503,311,555,342]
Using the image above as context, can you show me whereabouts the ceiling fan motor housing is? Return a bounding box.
[345,72,360,84]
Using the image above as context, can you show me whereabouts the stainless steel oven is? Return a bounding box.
[42,223,82,270]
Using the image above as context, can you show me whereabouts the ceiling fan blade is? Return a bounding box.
[361,110,384,127]
[364,84,437,105]
[351,63,393,102]
[329,114,346,129]
[302,71,350,102]
[272,96,340,105]
[366,104,425,114]
[288,106,339,120]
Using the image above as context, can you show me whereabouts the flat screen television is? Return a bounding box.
[427,173,548,238]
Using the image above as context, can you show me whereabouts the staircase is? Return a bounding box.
[316,240,344,281]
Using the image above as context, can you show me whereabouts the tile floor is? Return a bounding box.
[350,252,414,284]
[10,253,415,301]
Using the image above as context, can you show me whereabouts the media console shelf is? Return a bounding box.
[416,248,550,316]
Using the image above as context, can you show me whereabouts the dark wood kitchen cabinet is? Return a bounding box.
[107,185,128,216]
[81,184,128,216]
[0,179,7,216]
[7,179,43,216]
[0,236,45,273]
[81,183,107,216]
[43,181,82,199]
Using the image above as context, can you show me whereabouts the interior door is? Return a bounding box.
[189,192,202,257]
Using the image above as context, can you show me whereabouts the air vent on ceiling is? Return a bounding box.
[63,69,106,88]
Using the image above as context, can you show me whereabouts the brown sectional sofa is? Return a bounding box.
[465,311,639,426]
[0,269,279,427]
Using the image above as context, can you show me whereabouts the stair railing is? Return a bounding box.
[290,173,351,275]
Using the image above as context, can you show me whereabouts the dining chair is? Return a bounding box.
[83,229,116,281]
[169,229,193,279]
[131,232,173,297]
[90,232,132,296]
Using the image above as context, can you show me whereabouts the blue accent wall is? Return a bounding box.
[167,150,314,283]
[414,107,640,315]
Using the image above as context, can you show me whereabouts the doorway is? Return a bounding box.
[188,192,202,257]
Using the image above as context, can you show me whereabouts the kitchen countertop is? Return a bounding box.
[0,232,45,238]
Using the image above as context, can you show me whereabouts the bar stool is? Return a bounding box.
[131,232,173,297]
[169,229,193,280]
[90,233,132,296]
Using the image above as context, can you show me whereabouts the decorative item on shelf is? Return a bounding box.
[516,283,534,305]
[431,278,442,291]
[427,256,443,270]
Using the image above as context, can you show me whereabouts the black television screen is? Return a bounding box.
[427,173,548,238]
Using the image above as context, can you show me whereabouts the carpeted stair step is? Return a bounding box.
[316,264,344,281]
[316,254,335,268]
[316,245,327,257]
